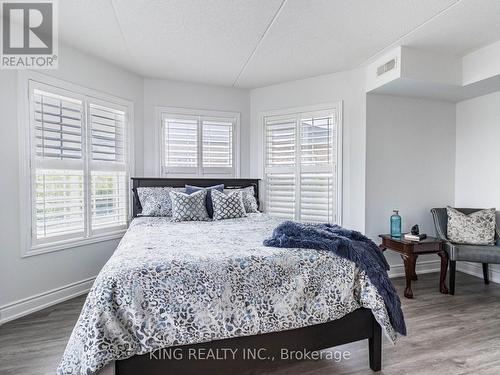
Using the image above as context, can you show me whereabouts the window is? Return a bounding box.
[21,78,132,256]
[264,105,341,223]
[159,108,239,177]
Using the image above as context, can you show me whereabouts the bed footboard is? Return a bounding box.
[115,308,381,374]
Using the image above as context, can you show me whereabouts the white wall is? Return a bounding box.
[0,44,144,321]
[365,94,456,273]
[456,91,500,281]
[143,79,251,177]
[250,69,367,231]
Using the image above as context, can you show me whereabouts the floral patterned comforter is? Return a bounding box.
[58,214,397,375]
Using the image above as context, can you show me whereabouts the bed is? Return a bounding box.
[58,178,397,375]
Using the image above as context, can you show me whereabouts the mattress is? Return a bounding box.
[58,213,396,375]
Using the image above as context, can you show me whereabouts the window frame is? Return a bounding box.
[18,72,134,257]
[155,106,240,178]
[261,102,343,225]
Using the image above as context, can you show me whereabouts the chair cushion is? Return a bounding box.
[448,243,500,263]
[447,206,496,245]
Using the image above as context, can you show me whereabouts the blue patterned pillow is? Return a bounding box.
[223,186,259,213]
[185,184,224,218]
[211,190,246,220]
[170,190,209,222]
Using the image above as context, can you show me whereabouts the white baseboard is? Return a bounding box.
[457,261,500,284]
[388,259,441,278]
[0,276,95,325]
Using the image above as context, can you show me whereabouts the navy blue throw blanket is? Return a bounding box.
[263,221,406,336]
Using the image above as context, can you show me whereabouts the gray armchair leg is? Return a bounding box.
[449,260,456,295]
[482,263,489,285]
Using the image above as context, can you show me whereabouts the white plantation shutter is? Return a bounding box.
[266,116,296,167]
[265,116,296,218]
[299,113,336,222]
[90,171,127,231]
[202,118,234,175]
[35,169,84,239]
[32,89,85,243]
[90,104,126,162]
[266,173,295,218]
[300,172,334,222]
[161,111,237,177]
[89,102,128,233]
[163,115,198,174]
[300,114,335,166]
[264,107,340,223]
[28,81,130,250]
[34,90,83,161]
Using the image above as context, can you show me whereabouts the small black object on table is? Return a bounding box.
[379,234,448,299]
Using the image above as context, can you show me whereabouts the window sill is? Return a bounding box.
[22,229,127,258]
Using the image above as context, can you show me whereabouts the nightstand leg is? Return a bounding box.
[411,255,418,280]
[438,251,449,294]
[401,254,414,299]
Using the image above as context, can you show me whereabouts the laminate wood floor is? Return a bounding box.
[1,272,500,375]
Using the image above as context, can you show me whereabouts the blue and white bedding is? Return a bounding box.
[58,213,398,375]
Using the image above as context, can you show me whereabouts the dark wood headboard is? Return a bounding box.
[131,177,260,218]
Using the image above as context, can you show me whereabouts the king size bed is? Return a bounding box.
[57,178,404,375]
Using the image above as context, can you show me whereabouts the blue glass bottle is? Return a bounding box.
[390,210,401,238]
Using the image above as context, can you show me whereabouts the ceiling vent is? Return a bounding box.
[377,58,397,76]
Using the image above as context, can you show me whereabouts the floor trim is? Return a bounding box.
[388,259,500,284]
[458,261,500,284]
[0,277,95,325]
[388,259,440,278]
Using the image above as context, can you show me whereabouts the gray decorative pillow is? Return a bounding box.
[223,186,258,213]
[212,190,246,220]
[136,187,184,216]
[170,190,209,222]
[447,207,496,245]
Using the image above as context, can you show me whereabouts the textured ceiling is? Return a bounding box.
[58,0,500,88]
[366,0,500,63]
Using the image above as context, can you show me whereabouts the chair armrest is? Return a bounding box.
[431,208,448,241]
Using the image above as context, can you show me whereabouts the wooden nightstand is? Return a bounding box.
[379,234,448,299]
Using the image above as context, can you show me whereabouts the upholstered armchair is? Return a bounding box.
[431,208,500,295]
